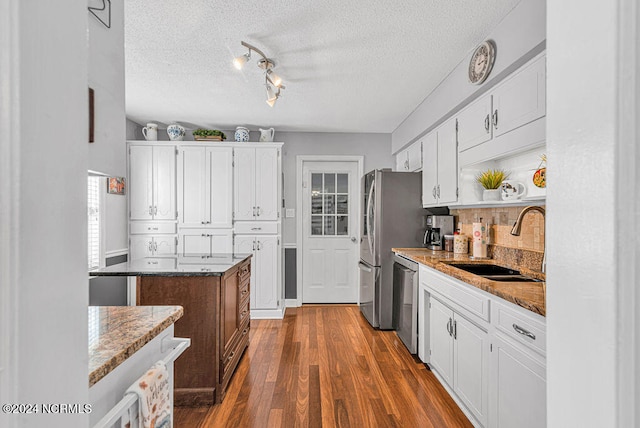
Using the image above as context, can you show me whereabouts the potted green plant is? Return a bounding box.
[476,169,509,201]
[192,129,226,141]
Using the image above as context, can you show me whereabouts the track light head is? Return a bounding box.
[233,52,251,70]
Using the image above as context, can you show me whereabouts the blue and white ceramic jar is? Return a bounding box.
[167,124,186,141]
[234,126,250,142]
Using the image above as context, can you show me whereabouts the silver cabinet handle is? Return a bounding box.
[201,221,211,224]
[149,206,153,215]
[148,261,158,265]
[252,206,256,216]
[447,318,452,336]
[251,227,262,231]
[485,114,490,132]
[201,267,210,272]
[148,241,153,252]
[437,185,441,198]
[147,227,158,231]
[512,324,536,340]
[493,110,498,129]
[257,241,262,250]
[453,320,457,340]
[252,240,256,251]
[432,186,437,199]
[153,206,158,216]
[256,206,261,216]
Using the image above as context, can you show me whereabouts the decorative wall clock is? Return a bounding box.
[468,40,496,85]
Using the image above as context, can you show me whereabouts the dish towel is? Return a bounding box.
[126,361,172,428]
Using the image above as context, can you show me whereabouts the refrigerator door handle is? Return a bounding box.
[366,179,375,260]
[358,261,373,273]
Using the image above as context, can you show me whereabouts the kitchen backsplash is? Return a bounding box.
[450,206,545,252]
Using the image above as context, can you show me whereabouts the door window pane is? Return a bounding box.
[324,195,335,214]
[337,216,348,235]
[311,216,323,235]
[323,173,336,193]
[324,216,335,235]
[337,174,348,193]
[337,195,348,214]
[311,195,323,214]
[312,173,323,193]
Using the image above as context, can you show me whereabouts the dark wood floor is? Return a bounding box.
[174,305,472,428]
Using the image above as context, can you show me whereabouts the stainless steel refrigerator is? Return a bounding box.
[358,169,425,329]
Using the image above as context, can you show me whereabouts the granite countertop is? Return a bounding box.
[89,253,252,277]
[393,248,546,316]
[88,305,183,386]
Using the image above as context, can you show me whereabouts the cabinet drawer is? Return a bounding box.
[238,298,250,325]
[130,222,176,234]
[494,300,546,355]
[422,267,490,322]
[239,279,250,304]
[234,222,279,234]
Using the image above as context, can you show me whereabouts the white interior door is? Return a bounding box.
[302,161,360,303]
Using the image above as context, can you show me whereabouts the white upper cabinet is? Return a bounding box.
[421,118,458,207]
[129,145,176,221]
[395,140,423,172]
[491,55,546,139]
[457,94,493,152]
[178,146,232,228]
[234,147,280,221]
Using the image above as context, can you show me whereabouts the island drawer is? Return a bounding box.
[130,222,176,234]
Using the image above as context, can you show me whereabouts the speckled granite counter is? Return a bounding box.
[88,305,183,386]
[89,253,252,277]
[393,248,546,316]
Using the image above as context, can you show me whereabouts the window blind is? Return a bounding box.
[88,176,101,270]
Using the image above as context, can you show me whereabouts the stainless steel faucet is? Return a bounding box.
[510,206,546,273]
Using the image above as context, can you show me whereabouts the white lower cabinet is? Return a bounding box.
[234,234,281,311]
[429,296,489,426]
[420,264,546,428]
[489,335,546,428]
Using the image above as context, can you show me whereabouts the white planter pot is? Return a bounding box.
[482,189,501,201]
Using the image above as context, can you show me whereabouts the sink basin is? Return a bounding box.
[448,263,542,283]
[448,263,520,276]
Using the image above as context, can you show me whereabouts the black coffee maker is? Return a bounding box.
[423,215,454,250]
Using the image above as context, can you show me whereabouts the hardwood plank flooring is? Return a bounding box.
[174,305,472,428]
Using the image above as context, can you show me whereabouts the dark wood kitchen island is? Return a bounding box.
[89,254,252,405]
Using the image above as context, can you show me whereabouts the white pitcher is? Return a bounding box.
[142,123,158,141]
[259,128,275,142]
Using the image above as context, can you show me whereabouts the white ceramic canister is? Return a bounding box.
[167,124,186,141]
[234,126,250,142]
[142,123,158,141]
[453,234,468,254]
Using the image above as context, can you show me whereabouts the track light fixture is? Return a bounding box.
[233,41,285,107]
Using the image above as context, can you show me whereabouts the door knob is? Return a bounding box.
[351,237,358,243]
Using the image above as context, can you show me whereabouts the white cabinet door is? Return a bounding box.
[490,336,546,428]
[178,146,207,227]
[437,118,458,205]
[154,235,176,256]
[234,148,256,221]
[178,232,210,256]
[492,55,546,139]
[209,229,233,253]
[130,235,152,259]
[453,314,489,426]
[407,140,422,171]
[129,146,153,220]
[422,132,438,207]
[255,235,279,309]
[208,147,233,227]
[429,297,454,385]
[153,146,176,220]
[255,148,279,221]
[457,94,492,152]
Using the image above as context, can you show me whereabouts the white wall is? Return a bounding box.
[278,132,393,243]
[391,0,546,154]
[1,0,89,426]
[547,1,631,426]
[88,0,126,177]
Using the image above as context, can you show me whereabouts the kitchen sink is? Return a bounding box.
[448,263,542,283]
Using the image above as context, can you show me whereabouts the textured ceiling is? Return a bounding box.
[125,0,521,133]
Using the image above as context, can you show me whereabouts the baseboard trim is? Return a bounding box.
[285,299,298,308]
[250,307,285,320]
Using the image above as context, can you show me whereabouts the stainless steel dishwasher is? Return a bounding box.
[392,253,419,354]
